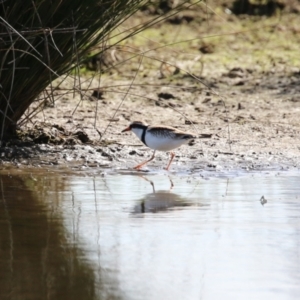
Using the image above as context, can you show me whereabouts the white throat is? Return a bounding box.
[131,127,145,141]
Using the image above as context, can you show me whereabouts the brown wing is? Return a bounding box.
[147,125,196,139]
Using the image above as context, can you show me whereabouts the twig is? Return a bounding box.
[0,16,42,57]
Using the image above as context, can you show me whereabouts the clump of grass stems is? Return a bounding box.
[0,0,150,142]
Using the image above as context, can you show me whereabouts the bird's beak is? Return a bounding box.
[121,126,131,133]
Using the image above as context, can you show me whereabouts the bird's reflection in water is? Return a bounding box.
[132,176,192,214]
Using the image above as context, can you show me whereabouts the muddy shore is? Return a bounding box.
[1,67,299,175]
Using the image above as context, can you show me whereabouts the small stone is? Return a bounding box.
[129,150,137,155]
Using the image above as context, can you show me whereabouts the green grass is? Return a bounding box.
[107,10,300,78]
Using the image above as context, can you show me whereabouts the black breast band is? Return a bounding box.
[141,126,148,146]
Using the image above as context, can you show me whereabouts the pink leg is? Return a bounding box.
[134,151,156,170]
[164,151,175,171]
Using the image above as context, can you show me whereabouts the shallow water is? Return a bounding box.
[0,170,299,300]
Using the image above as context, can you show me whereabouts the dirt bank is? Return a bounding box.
[1,5,300,174]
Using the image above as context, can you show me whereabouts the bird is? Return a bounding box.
[121,120,196,170]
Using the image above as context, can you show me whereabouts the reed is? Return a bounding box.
[0,0,146,140]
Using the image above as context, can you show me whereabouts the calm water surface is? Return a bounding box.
[0,170,299,300]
